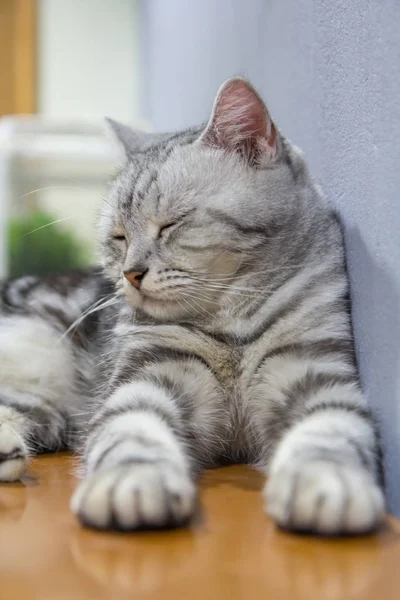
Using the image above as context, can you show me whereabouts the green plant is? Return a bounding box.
[8,210,88,278]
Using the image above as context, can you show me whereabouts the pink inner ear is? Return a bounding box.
[203,79,277,158]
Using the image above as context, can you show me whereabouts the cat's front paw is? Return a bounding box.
[265,461,384,535]
[0,423,28,482]
[71,461,196,531]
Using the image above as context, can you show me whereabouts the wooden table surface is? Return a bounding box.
[0,454,399,600]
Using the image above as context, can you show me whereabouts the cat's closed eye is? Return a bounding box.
[159,223,178,239]
[113,234,126,242]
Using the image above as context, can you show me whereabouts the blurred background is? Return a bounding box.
[0,0,143,278]
[1,0,400,516]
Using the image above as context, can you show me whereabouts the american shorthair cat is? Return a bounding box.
[0,78,384,534]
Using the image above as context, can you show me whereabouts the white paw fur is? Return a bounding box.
[0,422,28,481]
[71,461,196,531]
[265,460,384,535]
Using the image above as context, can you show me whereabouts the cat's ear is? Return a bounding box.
[105,118,146,157]
[200,78,278,164]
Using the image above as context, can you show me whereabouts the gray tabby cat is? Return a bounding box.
[0,78,384,534]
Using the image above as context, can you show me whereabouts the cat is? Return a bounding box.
[0,78,384,534]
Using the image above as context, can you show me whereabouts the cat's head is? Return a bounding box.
[100,78,321,323]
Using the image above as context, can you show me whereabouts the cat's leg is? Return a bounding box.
[0,314,85,481]
[249,355,384,535]
[265,402,384,535]
[71,359,224,531]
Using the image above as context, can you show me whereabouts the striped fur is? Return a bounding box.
[0,78,384,534]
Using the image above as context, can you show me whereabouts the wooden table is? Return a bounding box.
[0,454,399,599]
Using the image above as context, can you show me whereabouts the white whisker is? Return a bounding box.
[20,185,87,199]
[24,217,74,236]
[57,293,119,344]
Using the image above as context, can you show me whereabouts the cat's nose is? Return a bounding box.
[124,269,147,289]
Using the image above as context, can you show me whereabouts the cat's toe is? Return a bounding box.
[265,461,384,535]
[71,462,196,531]
[0,424,28,482]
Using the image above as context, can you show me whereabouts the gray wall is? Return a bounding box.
[141,0,400,514]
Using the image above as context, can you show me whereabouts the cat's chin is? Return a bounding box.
[140,296,189,321]
[122,280,207,321]
[123,288,189,321]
